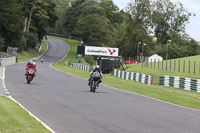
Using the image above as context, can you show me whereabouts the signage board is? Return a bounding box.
[85,46,119,57]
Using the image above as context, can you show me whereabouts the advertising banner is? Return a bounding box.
[85,46,119,57]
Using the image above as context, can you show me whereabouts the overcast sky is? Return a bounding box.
[113,0,200,42]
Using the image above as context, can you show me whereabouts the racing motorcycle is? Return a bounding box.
[41,58,44,63]
[25,68,36,84]
[89,71,101,92]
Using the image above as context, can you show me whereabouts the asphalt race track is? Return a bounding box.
[5,37,200,133]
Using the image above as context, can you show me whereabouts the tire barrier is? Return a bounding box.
[71,63,89,72]
[159,76,200,93]
[113,69,153,85]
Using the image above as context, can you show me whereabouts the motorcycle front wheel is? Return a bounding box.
[90,81,96,92]
[27,75,33,84]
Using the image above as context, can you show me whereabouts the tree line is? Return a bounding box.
[0,0,199,59]
[0,0,57,52]
[51,0,199,59]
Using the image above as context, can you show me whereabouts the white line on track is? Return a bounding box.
[2,41,56,133]
[9,96,55,133]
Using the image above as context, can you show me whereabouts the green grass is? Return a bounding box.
[50,36,200,110]
[0,96,50,133]
[17,40,48,63]
[0,41,49,132]
[127,55,200,80]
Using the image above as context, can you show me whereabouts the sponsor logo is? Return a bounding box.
[108,49,116,55]
[87,49,107,53]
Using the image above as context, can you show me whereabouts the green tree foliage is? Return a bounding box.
[112,0,153,57]
[21,0,57,40]
[152,0,192,44]
[0,0,57,51]
[112,0,196,59]
[64,0,120,46]
[74,14,112,46]
[0,36,5,50]
[0,0,24,50]
[84,55,95,66]
[52,0,70,34]
[99,0,122,26]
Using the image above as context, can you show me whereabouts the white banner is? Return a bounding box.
[85,46,119,57]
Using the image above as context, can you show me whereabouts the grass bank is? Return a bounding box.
[0,40,49,132]
[127,55,200,80]
[17,40,48,63]
[50,36,200,110]
[0,96,50,133]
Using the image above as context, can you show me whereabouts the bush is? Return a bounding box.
[25,33,38,49]
[0,36,5,51]
[84,55,95,66]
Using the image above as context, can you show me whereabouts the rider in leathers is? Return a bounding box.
[88,65,102,87]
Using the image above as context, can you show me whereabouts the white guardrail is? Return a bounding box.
[113,69,153,85]
[159,76,200,93]
[71,63,90,72]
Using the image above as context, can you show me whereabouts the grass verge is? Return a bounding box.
[0,96,50,133]
[126,55,200,80]
[0,40,49,132]
[17,40,48,63]
[50,36,200,110]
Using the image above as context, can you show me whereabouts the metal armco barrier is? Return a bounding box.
[159,76,200,93]
[71,63,89,72]
[113,69,153,85]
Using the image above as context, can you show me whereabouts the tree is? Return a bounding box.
[152,0,193,44]
[0,36,5,50]
[115,0,152,58]
[99,0,122,26]
[73,14,112,46]
[0,0,24,50]
[52,0,70,34]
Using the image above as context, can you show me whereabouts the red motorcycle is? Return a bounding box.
[25,68,36,84]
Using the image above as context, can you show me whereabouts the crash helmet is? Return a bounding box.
[31,58,37,65]
[95,65,100,69]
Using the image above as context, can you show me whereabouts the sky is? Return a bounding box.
[113,0,200,42]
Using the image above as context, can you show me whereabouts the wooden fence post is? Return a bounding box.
[199,63,200,74]
[189,61,190,74]
[194,61,196,75]
[170,60,171,71]
[174,60,176,71]
[183,60,185,73]
[162,60,163,70]
[178,60,180,72]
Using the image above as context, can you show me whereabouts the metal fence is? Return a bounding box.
[7,46,18,57]
[143,59,200,75]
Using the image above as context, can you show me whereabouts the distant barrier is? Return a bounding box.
[113,69,153,85]
[159,76,200,93]
[71,63,89,72]
[0,56,16,67]
[48,33,80,40]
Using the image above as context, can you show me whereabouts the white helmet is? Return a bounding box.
[30,58,36,65]
[96,65,100,69]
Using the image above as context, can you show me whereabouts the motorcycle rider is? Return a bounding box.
[26,59,37,76]
[41,57,44,63]
[88,65,102,87]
